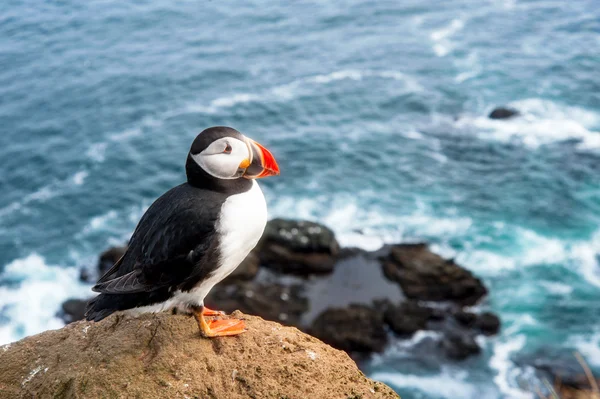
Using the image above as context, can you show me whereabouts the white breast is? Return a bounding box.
[215,180,267,281]
[179,180,267,307]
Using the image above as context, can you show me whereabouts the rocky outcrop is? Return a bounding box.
[0,312,398,399]
[381,243,487,306]
[488,106,519,119]
[258,218,340,275]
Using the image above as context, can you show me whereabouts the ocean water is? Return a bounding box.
[1,0,599,397]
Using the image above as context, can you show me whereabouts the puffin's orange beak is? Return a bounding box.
[242,139,280,179]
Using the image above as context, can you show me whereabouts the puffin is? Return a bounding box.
[85,126,279,337]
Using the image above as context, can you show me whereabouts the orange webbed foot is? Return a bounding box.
[193,307,246,338]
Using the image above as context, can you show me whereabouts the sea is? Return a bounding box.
[1,1,599,398]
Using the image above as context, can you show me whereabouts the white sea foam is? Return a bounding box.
[430,19,465,57]
[569,330,600,367]
[456,98,600,150]
[489,335,533,399]
[72,171,88,186]
[371,368,477,398]
[539,281,574,296]
[86,142,108,163]
[0,254,90,345]
[185,69,423,115]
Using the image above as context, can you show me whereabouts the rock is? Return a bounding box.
[258,218,340,275]
[0,312,397,399]
[205,281,309,328]
[555,384,600,399]
[221,252,259,284]
[381,243,488,306]
[97,246,127,278]
[309,304,388,354]
[383,300,435,337]
[439,329,481,360]
[516,349,597,390]
[453,310,477,327]
[475,311,501,335]
[59,298,89,323]
[488,106,519,120]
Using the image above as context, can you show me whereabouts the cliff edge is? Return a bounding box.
[0,311,398,399]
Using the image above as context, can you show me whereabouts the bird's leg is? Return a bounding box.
[192,306,246,338]
[201,306,225,317]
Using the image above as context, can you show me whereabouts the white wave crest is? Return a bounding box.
[456,98,600,150]
[371,367,478,398]
[489,335,534,399]
[430,19,465,57]
[185,69,422,115]
[0,254,90,345]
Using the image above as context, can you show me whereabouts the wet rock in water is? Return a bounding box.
[475,311,501,335]
[489,106,519,119]
[205,281,308,327]
[381,243,488,306]
[221,251,259,284]
[59,298,89,323]
[97,246,127,278]
[309,304,388,354]
[453,310,478,327]
[439,329,481,360]
[258,218,340,275]
[383,300,435,337]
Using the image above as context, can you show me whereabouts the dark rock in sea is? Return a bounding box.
[97,246,127,278]
[453,310,477,327]
[489,106,519,119]
[309,304,388,353]
[439,329,481,360]
[205,281,309,328]
[383,300,434,337]
[78,268,93,283]
[475,311,501,335]
[258,218,340,275]
[59,298,88,323]
[380,243,488,306]
[221,251,259,284]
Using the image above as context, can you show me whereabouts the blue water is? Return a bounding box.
[1,1,599,397]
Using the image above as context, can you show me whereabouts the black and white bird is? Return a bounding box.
[85,126,279,337]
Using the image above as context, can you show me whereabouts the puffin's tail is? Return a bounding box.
[85,294,117,322]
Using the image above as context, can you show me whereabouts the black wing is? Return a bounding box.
[92,184,223,294]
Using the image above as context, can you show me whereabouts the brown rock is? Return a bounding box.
[0,312,398,399]
[381,243,488,306]
[258,218,340,275]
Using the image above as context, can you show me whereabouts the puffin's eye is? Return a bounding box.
[223,143,232,154]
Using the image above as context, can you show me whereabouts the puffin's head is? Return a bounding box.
[186,126,279,185]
